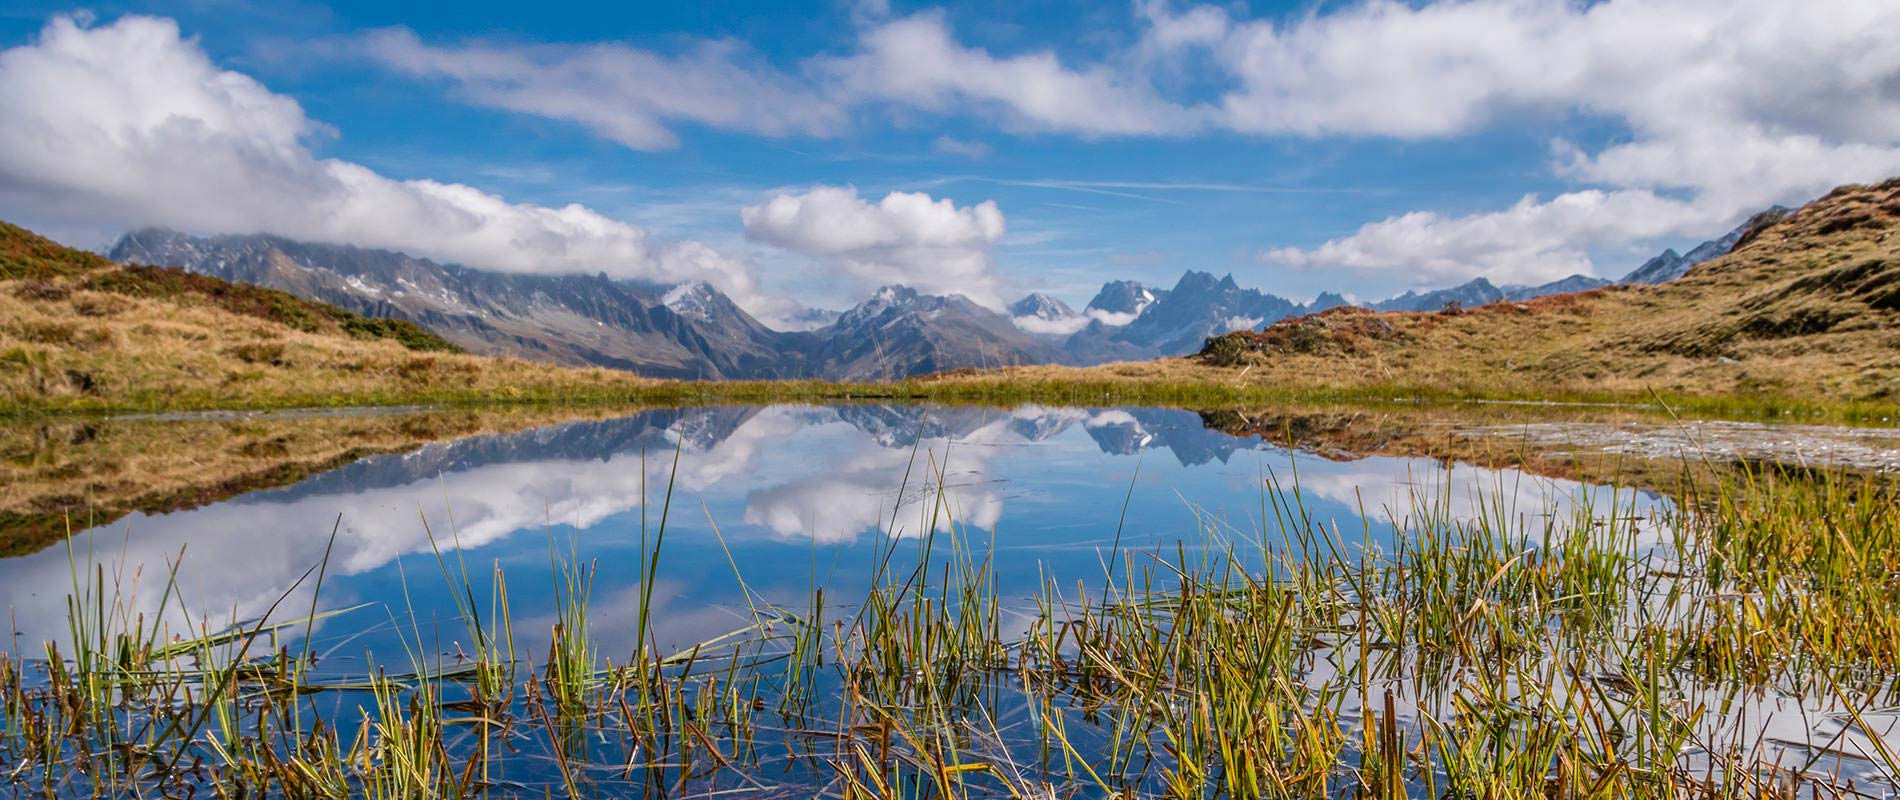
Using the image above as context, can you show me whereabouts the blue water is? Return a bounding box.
[0,403,1659,674]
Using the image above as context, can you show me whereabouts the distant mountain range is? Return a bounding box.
[257,405,1261,509]
[108,209,1774,380]
[1618,206,1791,285]
[1187,180,1898,403]
[110,230,1047,380]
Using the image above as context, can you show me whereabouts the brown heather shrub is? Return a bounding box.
[1201,307,1413,365]
[11,281,69,302]
[69,293,131,317]
[224,342,289,366]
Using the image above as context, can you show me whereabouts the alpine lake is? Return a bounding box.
[3,401,1899,798]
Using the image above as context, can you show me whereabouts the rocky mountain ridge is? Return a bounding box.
[1185,179,1900,401]
[111,205,1774,379]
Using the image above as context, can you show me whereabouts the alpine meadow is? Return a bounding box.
[3,2,1900,798]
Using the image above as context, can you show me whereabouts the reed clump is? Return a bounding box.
[3,457,1898,797]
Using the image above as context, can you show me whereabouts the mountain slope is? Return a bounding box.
[1093,271,1301,354]
[109,229,1053,380]
[1008,292,1076,320]
[2,221,650,411]
[1620,207,1790,284]
[1372,278,1506,312]
[804,286,1057,380]
[1503,274,1612,301]
[1008,292,1088,335]
[945,178,1900,404]
[111,230,787,378]
[1199,180,1900,399]
[1084,280,1166,322]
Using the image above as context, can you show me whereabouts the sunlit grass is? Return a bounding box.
[3,450,1898,797]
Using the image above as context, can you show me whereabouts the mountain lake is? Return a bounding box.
[3,403,1899,797]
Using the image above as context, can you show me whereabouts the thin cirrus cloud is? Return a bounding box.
[357,0,1900,289]
[358,27,846,152]
[931,135,991,160]
[0,14,776,311]
[741,185,1007,308]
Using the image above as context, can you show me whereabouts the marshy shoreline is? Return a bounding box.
[3,401,1900,798]
[4,458,1898,797]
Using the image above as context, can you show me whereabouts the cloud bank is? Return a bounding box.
[10,1,1900,304]
[361,0,1900,288]
[1204,0,1900,283]
[742,185,1007,307]
[0,15,768,308]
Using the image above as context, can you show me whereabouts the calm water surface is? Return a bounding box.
[19,404,1900,796]
[2,403,1657,662]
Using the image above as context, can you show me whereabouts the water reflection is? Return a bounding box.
[0,404,1664,658]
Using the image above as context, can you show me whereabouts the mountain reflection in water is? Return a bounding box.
[0,404,1659,662]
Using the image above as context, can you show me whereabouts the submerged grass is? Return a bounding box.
[4,449,1900,797]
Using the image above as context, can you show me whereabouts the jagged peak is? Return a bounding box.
[1171,270,1220,292]
[1308,291,1349,310]
[1009,292,1076,320]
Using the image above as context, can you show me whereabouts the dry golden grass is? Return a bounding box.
[6,176,1898,421]
[0,282,664,412]
[0,220,671,414]
[940,179,1900,409]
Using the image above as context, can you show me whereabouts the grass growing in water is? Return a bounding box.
[4,454,1899,797]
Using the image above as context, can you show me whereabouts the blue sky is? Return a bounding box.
[3,0,1898,322]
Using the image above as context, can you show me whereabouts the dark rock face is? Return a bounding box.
[1503,274,1612,302]
[1079,271,1303,356]
[1308,292,1350,312]
[804,286,1057,380]
[1084,280,1166,316]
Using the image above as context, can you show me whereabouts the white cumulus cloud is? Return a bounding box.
[1263,189,1713,287]
[15,1,1900,300]
[354,1,1900,291]
[1220,0,1900,283]
[0,14,769,309]
[819,11,1206,137]
[742,185,1007,307]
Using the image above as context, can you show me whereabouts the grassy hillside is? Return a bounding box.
[0,221,680,413]
[935,178,1900,414]
[7,174,1898,420]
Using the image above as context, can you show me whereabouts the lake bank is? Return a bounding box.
[4,402,1896,796]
